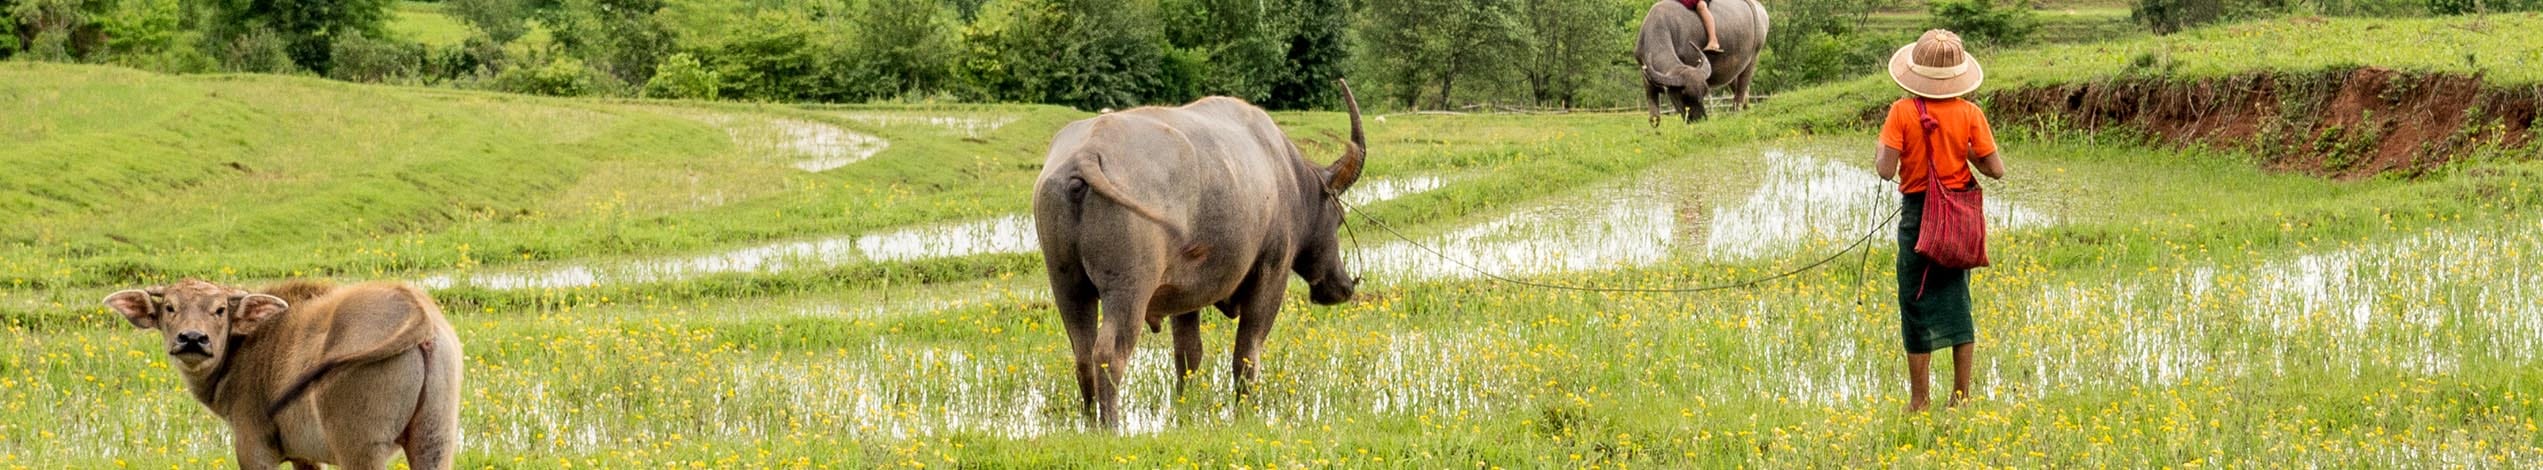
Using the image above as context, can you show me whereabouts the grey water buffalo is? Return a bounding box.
[105,279,462,469]
[1638,0,1769,124]
[1032,80,1367,429]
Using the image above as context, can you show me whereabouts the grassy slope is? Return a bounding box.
[5,13,2543,468]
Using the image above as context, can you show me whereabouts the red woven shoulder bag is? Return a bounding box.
[1912,99,1990,269]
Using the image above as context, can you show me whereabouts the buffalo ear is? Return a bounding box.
[234,294,288,335]
[103,290,159,329]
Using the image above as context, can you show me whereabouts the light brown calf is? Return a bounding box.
[104,279,462,470]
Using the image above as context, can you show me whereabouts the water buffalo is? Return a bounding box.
[1033,81,1367,429]
[1638,0,1769,125]
[104,279,463,469]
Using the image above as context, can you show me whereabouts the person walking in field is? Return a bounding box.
[1676,0,1725,52]
[1875,29,2005,413]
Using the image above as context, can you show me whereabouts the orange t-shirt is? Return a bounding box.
[1878,97,1998,194]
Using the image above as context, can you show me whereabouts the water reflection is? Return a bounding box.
[1343,175,1451,207]
[1354,150,2056,281]
[422,216,1037,290]
[426,175,1450,290]
[687,114,890,172]
[833,113,1017,140]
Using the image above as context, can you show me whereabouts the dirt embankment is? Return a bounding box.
[1977,67,2542,179]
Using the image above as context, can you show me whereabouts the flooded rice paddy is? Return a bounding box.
[9,141,2540,466]
[426,148,2057,290]
[681,112,890,172]
[832,112,1018,140]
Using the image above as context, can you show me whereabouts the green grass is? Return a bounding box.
[5,14,2543,468]
[1865,5,2143,46]
[389,1,475,47]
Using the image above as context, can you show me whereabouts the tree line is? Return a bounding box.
[3,0,2531,111]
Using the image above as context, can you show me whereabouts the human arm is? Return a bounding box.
[1971,152,2005,180]
[1968,107,2005,180]
[1876,145,1902,182]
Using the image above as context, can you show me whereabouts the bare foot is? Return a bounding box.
[1705,42,1724,53]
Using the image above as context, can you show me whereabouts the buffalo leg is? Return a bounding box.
[232,431,284,470]
[1050,271,1103,420]
[1092,287,1152,429]
[1645,82,1667,128]
[401,355,460,470]
[324,354,427,470]
[1170,312,1205,393]
[1733,65,1756,111]
[1227,289,1286,400]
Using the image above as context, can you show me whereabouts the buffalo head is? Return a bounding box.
[1297,80,1367,305]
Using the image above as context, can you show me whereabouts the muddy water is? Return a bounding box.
[684,113,890,172]
[1352,150,2056,282]
[1342,175,1452,207]
[421,216,1037,290]
[1767,225,2543,407]
[425,176,1454,290]
[429,148,2066,290]
[833,113,1017,140]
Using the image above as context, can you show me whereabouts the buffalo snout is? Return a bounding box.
[170,331,213,360]
[1309,276,1357,305]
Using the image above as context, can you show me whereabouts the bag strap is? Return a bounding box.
[1911,98,1968,193]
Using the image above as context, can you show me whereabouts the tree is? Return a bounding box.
[643,52,719,99]
[542,0,673,86]
[195,0,394,72]
[1930,0,2036,48]
[0,1,15,58]
[1514,0,1613,109]
[1261,0,1352,110]
[448,0,529,44]
[8,0,112,60]
[1755,0,1898,93]
[1361,0,1522,109]
[955,0,1189,110]
[852,0,958,95]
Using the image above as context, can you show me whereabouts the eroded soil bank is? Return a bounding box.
[1977,67,2540,179]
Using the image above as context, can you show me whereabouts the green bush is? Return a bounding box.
[448,0,528,43]
[195,0,392,72]
[0,8,14,59]
[327,31,424,83]
[1930,0,2037,48]
[643,52,719,100]
[852,0,957,95]
[1756,29,1897,94]
[703,11,832,102]
[2427,0,2543,14]
[542,0,672,86]
[494,55,604,96]
[955,0,1189,110]
[213,26,300,74]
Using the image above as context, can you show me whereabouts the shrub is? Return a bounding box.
[214,26,300,74]
[643,52,719,100]
[494,56,604,96]
[704,11,829,102]
[1756,29,1895,94]
[2427,0,2543,14]
[1930,0,2037,48]
[328,31,424,83]
[195,0,393,72]
[954,0,1189,110]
